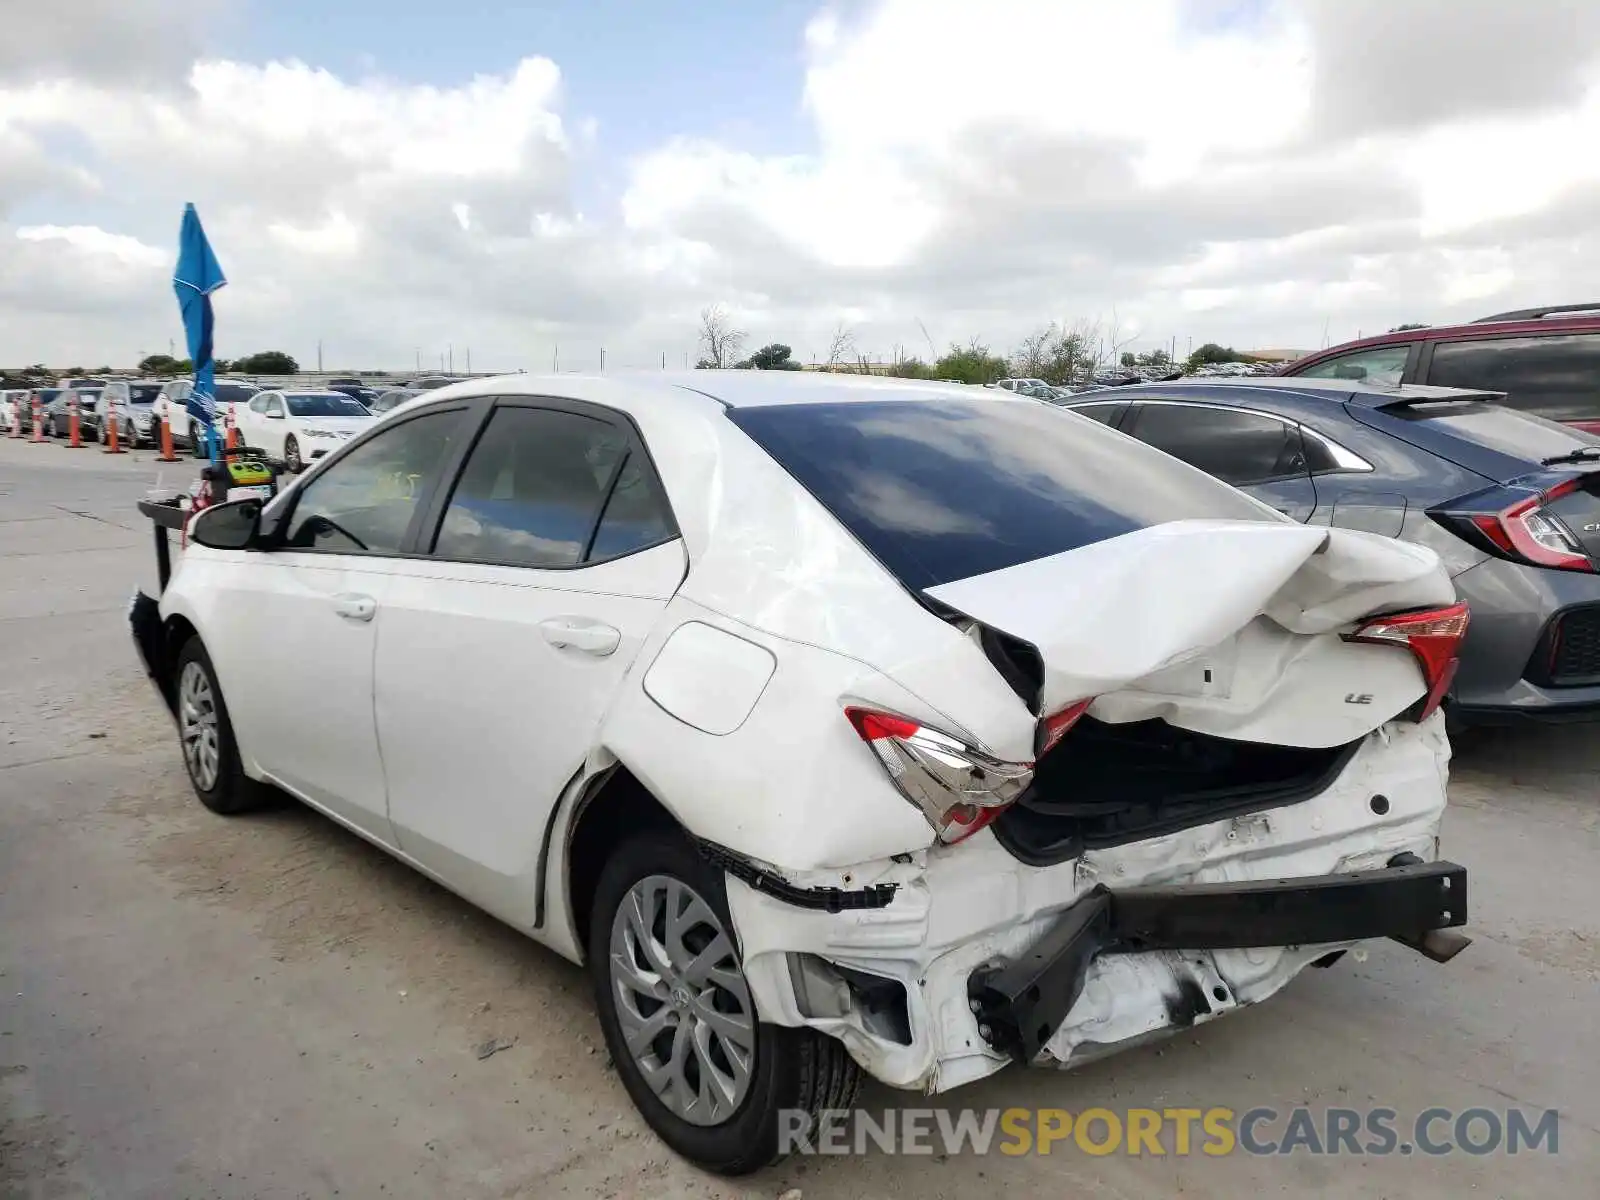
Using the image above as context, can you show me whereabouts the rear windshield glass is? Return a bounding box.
[729,399,1280,589]
[1392,402,1600,461]
[285,394,371,417]
[128,385,164,404]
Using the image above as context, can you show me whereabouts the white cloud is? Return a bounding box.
[15,224,165,267]
[5,0,1600,369]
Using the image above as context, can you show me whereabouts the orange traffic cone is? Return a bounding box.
[103,411,124,454]
[225,403,240,450]
[29,397,44,442]
[66,398,83,448]
[8,397,22,438]
[158,415,178,462]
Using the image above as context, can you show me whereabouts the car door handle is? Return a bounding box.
[332,593,377,622]
[539,617,620,657]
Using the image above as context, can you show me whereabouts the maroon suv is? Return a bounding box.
[1280,304,1600,435]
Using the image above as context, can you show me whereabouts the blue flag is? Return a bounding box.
[173,204,227,456]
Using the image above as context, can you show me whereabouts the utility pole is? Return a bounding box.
[553,344,559,372]
[415,348,421,373]
[317,339,323,373]
[661,351,666,369]
[448,344,454,374]
[600,347,606,373]
[440,352,445,371]
[465,348,471,375]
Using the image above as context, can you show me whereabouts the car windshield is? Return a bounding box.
[729,398,1278,590]
[286,393,372,417]
[128,385,164,404]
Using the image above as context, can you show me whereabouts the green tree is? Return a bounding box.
[1389,323,1429,332]
[232,350,299,374]
[139,354,180,376]
[1185,342,1252,370]
[1119,350,1137,367]
[936,339,1009,385]
[887,357,938,379]
[738,343,802,370]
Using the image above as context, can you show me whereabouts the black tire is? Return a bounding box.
[588,830,862,1176]
[172,637,266,816]
[283,435,302,473]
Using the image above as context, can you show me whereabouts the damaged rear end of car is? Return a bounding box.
[699,393,1471,1095]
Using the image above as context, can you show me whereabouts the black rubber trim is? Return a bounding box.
[969,855,1468,1064]
[696,839,898,912]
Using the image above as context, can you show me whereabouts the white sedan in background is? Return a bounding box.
[235,390,374,472]
[130,371,1472,1175]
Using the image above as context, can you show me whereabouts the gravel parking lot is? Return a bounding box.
[2,435,1596,1199]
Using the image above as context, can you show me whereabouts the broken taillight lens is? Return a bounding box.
[844,706,1035,844]
[1470,481,1595,573]
[1345,602,1471,722]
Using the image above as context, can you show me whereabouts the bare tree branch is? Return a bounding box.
[697,304,747,369]
[825,322,857,368]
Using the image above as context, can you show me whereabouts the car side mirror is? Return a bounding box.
[189,498,263,550]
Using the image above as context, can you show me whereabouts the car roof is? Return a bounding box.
[642,369,1007,409]
[1091,377,1500,407]
[1282,307,1600,373]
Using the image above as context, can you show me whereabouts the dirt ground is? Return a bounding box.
[2,437,1596,1198]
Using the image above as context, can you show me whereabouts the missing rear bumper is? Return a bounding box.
[968,856,1469,1063]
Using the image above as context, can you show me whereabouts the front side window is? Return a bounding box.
[282,410,466,554]
[1125,404,1302,487]
[432,406,670,568]
[248,396,270,413]
[1294,345,1410,387]
[1426,334,1600,423]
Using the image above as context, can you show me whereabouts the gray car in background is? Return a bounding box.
[1068,377,1600,727]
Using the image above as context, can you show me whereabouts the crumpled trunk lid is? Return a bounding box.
[925,519,1455,749]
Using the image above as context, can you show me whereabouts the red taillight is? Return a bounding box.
[1037,697,1094,757]
[1346,602,1471,722]
[1470,481,1594,573]
[843,705,1034,845]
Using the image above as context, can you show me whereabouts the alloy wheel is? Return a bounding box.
[178,660,221,791]
[608,874,757,1126]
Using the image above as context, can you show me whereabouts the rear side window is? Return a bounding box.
[1387,402,1600,460]
[1295,345,1410,387]
[432,406,674,568]
[1125,404,1303,487]
[1426,334,1600,423]
[1068,401,1125,426]
[729,399,1278,590]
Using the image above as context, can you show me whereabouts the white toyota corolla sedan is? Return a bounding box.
[233,389,375,473]
[130,371,1471,1174]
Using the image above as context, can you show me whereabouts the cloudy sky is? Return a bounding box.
[4,0,1600,372]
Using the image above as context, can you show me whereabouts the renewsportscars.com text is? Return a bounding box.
[779,1105,1561,1158]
